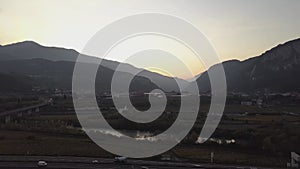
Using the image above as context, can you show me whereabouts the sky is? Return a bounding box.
[1,0,300,79]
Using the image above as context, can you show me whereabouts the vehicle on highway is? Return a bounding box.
[37,160,47,167]
[114,156,127,163]
[92,159,99,164]
[193,164,203,168]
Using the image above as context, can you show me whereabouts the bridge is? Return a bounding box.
[0,102,48,124]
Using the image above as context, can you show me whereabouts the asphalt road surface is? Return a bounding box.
[0,156,267,169]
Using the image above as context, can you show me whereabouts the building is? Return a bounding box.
[241,101,253,106]
[287,152,299,168]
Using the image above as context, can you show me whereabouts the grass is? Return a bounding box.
[234,114,300,123]
[0,129,289,167]
[0,130,113,157]
[173,145,288,167]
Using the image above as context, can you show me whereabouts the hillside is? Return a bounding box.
[197,38,300,93]
[0,41,188,92]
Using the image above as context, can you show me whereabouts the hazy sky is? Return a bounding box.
[1,0,300,79]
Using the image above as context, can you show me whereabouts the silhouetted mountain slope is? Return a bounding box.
[0,73,32,92]
[0,58,157,92]
[197,38,300,93]
[2,39,299,93]
[0,41,77,62]
[198,38,300,93]
[0,41,188,92]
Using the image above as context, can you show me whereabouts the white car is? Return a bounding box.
[37,160,47,167]
[92,160,99,164]
[114,156,127,163]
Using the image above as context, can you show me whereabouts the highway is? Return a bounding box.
[0,156,267,169]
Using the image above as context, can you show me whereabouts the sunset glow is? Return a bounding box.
[1,0,300,78]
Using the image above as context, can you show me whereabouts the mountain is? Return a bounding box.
[0,58,159,93]
[0,41,188,91]
[0,41,78,62]
[2,38,300,94]
[0,73,33,92]
[197,38,300,93]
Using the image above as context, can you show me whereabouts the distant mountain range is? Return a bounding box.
[0,38,300,93]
